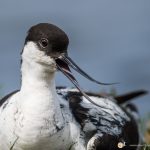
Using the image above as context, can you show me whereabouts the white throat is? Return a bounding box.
[21,41,57,91]
[21,54,56,92]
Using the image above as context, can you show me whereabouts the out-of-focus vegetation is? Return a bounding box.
[144,117,150,144]
[140,113,150,138]
[140,113,150,150]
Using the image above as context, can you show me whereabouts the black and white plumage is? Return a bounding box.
[0,23,146,150]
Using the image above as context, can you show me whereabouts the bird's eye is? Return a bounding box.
[39,38,48,48]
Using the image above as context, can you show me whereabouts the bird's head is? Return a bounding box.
[22,23,114,105]
[22,23,69,72]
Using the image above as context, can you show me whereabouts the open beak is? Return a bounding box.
[55,54,116,107]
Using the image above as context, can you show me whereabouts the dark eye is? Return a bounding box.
[39,38,48,48]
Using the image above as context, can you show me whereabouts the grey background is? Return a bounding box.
[0,0,149,115]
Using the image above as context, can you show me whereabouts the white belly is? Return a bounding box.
[14,125,73,150]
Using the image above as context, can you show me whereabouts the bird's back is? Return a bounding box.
[57,87,140,150]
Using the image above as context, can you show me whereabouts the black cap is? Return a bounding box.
[25,23,69,57]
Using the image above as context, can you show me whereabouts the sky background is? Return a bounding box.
[0,0,149,115]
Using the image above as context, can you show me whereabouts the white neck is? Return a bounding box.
[21,57,56,93]
[18,44,64,131]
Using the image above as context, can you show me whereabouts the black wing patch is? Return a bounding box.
[67,92,89,128]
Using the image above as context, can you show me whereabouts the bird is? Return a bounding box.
[0,23,147,150]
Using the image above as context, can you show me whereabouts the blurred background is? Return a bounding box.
[0,0,149,116]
